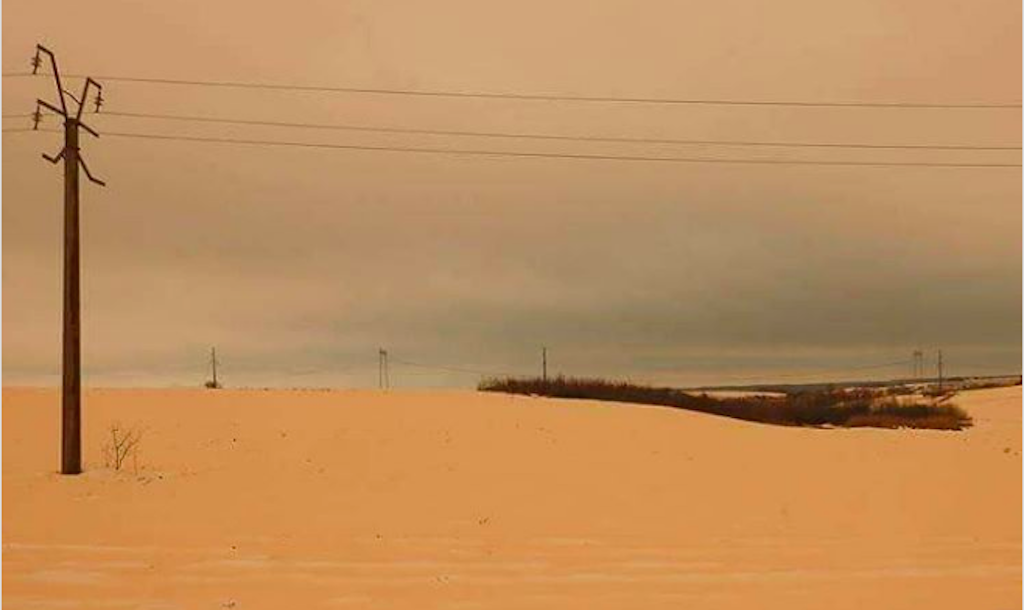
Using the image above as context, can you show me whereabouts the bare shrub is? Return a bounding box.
[103,423,143,472]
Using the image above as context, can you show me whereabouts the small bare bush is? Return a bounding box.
[103,423,143,472]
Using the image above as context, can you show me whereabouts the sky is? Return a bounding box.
[2,0,1021,388]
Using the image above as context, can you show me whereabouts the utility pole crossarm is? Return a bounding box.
[33,45,68,116]
[79,156,106,186]
[78,120,100,139]
[36,98,66,119]
[75,78,102,120]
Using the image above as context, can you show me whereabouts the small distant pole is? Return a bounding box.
[378,348,389,390]
[211,347,218,387]
[542,347,548,382]
[206,347,221,389]
[937,349,944,392]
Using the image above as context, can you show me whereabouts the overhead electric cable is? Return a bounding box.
[6,128,1020,168]
[92,110,1023,151]
[4,71,1020,109]
[90,130,1024,168]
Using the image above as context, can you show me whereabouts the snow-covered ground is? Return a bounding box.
[3,385,1020,609]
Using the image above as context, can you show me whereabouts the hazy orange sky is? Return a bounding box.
[3,0,1021,387]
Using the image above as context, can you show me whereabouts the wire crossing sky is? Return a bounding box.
[4,109,1019,151]
[4,128,1020,168]
[4,70,1022,109]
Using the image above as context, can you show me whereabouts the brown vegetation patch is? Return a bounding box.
[479,376,972,430]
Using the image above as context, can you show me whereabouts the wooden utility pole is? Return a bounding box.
[378,348,390,389]
[210,347,219,388]
[937,349,944,393]
[61,117,82,474]
[542,347,548,382]
[32,45,105,475]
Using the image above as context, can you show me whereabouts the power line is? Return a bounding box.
[8,128,1021,168]
[73,131,1024,168]
[90,110,1023,151]
[275,362,373,376]
[396,355,915,383]
[786,358,915,376]
[4,71,1021,109]
[688,358,915,385]
[389,357,515,377]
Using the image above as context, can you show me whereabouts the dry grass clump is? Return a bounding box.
[845,400,971,430]
[479,376,971,431]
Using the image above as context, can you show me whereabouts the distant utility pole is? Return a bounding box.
[378,348,390,389]
[206,347,221,389]
[912,349,924,380]
[937,349,944,392]
[542,346,548,382]
[31,44,106,476]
